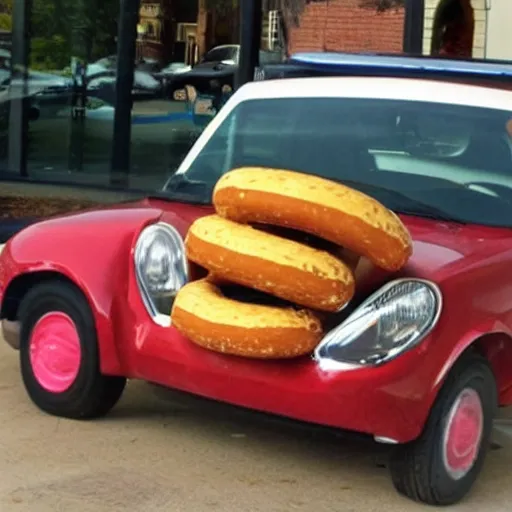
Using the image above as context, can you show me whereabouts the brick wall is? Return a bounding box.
[287,0,405,55]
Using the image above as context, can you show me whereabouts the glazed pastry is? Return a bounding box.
[171,279,323,359]
[185,214,355,312]
[213,167,413,271]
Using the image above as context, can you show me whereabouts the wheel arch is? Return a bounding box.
[1,269,123,376]
[439,331,512,407]
[471,332,512,406]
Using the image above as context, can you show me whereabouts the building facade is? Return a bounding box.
[422,0,512,61]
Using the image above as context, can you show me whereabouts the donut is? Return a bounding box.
[213,167,413,272]
[171,279,323,358]
[185,214,355,312]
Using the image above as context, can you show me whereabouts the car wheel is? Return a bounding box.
[18,280,126,419]
[388,354,497,506]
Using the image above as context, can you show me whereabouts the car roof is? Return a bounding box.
[290,52,512,78]
[235,76,512,111]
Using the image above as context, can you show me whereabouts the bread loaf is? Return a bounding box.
[213,167,412,272]
[171,279,323,358]
[185,214,355,312]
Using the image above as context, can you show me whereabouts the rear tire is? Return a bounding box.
[18,280,126,419]
[389,354,497,506]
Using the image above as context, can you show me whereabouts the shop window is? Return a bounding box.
[0,0,281,194]
[0,0,208,192]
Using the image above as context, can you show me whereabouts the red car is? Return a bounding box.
[2,73,512,506]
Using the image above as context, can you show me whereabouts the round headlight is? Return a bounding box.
[134,222,188,320]
[314,279,442,369]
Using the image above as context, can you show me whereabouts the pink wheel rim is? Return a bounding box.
[442,388,484,480]
[29,312,81,393]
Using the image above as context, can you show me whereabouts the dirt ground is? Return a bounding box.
[0,339,511,512]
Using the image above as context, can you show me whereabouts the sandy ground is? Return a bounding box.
[0,338,511,512]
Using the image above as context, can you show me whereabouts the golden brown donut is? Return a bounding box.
[171,279,323,358]
[213,167,413,272]
[185,214,355,312]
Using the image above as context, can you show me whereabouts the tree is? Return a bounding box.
[0,0,12,30]
[29,0,119,70]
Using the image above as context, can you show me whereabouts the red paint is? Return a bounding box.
[2,198,512,442]
[29,312,81,393]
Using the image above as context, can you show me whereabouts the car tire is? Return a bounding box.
[18,280,126,419]
[388,353,497,506]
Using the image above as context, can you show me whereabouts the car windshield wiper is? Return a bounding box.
[147,189,211,206]
[153,173,212,205]
[338,179,468,225]
[164,173,211,193]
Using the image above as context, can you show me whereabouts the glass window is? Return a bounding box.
[168,96,512,227]
[1,0,287,194]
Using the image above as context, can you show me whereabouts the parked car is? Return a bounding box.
[85,62,165,104]
[158,62,192,77]
[167,44,284,97]
[0,68,73,117]
[2,54,512,506]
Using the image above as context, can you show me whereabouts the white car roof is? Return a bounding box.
[234,76,512,111]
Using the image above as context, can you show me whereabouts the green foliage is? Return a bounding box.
[0,12,11,30]
[28,0,119,71]
[0,0,12,13]
[0,0,12,30]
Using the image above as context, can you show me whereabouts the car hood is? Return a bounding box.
[159,200,512,298]
[349,215,512,298]
[11,197,512,300]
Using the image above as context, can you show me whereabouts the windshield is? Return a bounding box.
[164,96,512,227]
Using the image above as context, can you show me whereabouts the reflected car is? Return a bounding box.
[167,44,285,97]
[2,54,512,507]
[158,62,192,76]
[85,63,165,103]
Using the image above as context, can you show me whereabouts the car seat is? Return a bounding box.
[285,133,377,183]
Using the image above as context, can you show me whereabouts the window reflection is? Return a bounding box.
[0,0,289,192]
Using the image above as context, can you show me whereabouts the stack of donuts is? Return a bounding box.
[170,168,413,359]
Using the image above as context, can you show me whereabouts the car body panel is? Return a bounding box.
[2,198,512,442]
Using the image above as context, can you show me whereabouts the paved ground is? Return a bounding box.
[0,339,512,512]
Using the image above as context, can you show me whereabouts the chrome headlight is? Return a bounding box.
[134,222,188,325]
[314,279,442,369]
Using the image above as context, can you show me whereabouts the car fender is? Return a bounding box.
[421,284,512,415]
[0,207,164,375]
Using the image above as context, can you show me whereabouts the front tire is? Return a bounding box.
[18,280,126,419]
[389,354,497,506]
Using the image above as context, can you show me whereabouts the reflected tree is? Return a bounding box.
[29,0,119,70]
[0,0,12,30]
